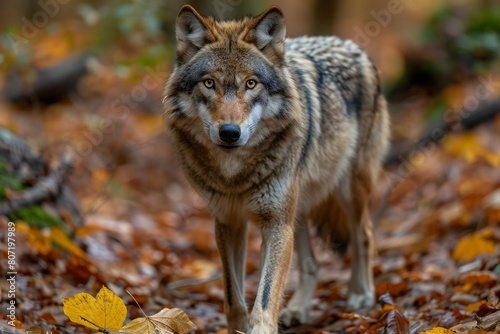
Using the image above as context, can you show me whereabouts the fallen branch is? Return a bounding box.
[384,99,500,167]
[0,153,74,216]
[0,127,46,179]
[3,54,90,104]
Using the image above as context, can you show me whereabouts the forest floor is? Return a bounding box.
[0,53,500,334]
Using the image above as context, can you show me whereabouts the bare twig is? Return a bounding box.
[166,271,222,301]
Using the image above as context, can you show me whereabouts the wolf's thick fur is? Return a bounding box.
[163,5,390,333]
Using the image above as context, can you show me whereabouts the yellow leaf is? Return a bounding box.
[382,304,398,311]
[420,327,455,334]
[17,223,52,254]
[444,133,500,167]
[483,151,500,167]
[452,230,497,261]
[51,227,86,258]
[17,224,86,257]
[63,286,127,333]
[444,133,478,157]
[475,227,493,239]
[466,300,487,313]
[120,308,196,334]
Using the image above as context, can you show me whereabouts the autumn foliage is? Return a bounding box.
[0,1,500,334]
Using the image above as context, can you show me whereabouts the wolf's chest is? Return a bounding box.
[217,154,245,179]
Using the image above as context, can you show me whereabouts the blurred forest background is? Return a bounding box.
[0,0,499,333]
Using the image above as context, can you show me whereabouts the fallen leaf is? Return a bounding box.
[476,309,500,331]
[120,308,196,334]
[452,231,497,261]
[375,281,407,298]
[465,300,486,313]
[17,223,52,255]
[444,133,500,167]
[487,288,499,306]
[384,309,409,334]
[462,271,498,286]
[437,309,470,328]
[449,319,481,332]
[63,286,127,333]
[420,327,455,334]
[379,291,395,306]
[51,227,86,258]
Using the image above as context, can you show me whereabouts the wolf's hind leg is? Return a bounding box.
[339,176,376,309]
[280,215,317,326]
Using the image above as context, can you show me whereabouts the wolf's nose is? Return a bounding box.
[219,123,241,143]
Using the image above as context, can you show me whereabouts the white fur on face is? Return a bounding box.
[239,103,263,146]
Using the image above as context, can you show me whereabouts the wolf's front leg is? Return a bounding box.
[215,219,249,333]
[279,216,317,326]
[248,185,298,334]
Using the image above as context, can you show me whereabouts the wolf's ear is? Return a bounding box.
[244,7,286,65]
[175,5,215,63]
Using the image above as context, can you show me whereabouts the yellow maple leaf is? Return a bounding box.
[120,308,196,334]
[421,327,455,334]
[452,230,497,261]
[63,286,127,333]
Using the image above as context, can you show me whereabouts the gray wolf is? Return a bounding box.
[163,5,390,333]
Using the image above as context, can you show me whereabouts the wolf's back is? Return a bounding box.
[285,36,380,121]
[284,36,389,217]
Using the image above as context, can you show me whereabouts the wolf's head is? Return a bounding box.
[164,5,298,153]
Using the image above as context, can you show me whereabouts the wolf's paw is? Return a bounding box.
[346,291,375,309]
[279,306,309,327]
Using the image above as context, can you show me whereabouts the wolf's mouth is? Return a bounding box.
[218,145,240,152]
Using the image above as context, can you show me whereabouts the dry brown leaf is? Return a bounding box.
[379,291,395,306]
[449,319,481,332]
[120,308,196,334]
[476,309,500,331]
[462,271,498,286]
[384,309,409,334]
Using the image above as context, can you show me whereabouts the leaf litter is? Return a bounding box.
[1,79,500,334]
[0,11,500,334]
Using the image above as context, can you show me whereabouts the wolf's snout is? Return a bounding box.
[219,123,241,143]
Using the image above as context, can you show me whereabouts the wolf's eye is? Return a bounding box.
[204,79,215,89]
[246,80,257,89]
